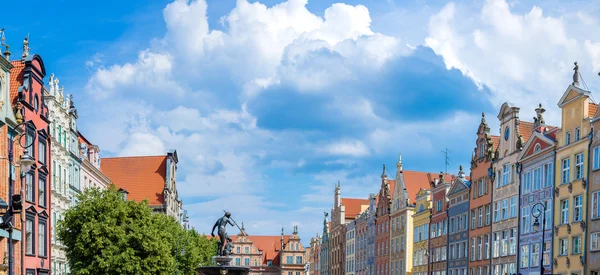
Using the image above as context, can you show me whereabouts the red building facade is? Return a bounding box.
[375,166,394,275]
[429,173,450,275]
[11,54,52,275]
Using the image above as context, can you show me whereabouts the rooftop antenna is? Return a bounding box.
[441,148,451,174]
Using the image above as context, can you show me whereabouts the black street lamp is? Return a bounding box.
[0,120,36,275]
[531,202,547,275]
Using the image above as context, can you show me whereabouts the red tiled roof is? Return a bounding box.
[230,235,292,265]
[100,155,167,206]
[402,171,445,204]
[9,60,25,103]
[387,179,396,199]
[519,121,535,142]
[341,198,369,219]
[491,135,500,151]
[589,102,598,118]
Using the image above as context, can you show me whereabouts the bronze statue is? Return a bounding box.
[211,212,234,256]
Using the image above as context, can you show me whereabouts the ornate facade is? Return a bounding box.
[468,113,496,275]
[491,103,530,275]
[11,52,52,275]
[44,73,72,275]
[77,133,110,192]
[429,173,450,275]
[355,194,376,275]
[447,167,470,275]
[411,188,431,275]
[375,166,394,275]
[553,82,594,275]
[0,42,23,275]
[516,108,557,275]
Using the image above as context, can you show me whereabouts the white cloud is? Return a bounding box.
[424,0,600,125]
[322,140,371,157]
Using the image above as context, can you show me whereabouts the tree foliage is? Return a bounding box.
[57,186,215,275]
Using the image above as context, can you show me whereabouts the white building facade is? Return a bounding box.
[45,74,72,275]
[78,133,110,192]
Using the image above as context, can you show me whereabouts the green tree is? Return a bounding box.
[57,186,177,275]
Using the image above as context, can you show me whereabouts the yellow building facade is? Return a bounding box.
[411,189,431,275]
[553,83,595,275]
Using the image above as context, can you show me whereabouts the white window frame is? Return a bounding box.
[576,153,584,180]
[562,158,570,184]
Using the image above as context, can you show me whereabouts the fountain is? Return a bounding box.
[196,211,250,275]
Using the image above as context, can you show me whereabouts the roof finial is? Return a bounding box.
[573,62,580,86]
[0,28,8,61]
[21,34,29,61]
[241,221,245,230]
[459,164,463,173]
[534,103,546,128]
[381,164,388,178]
[281,227,284,236]
[396,153,403,171]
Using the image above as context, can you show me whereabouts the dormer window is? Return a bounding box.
[575,127,580,141]
[534,143,541,153]
[566,131,571,145]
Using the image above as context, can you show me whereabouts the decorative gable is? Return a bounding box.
[517,131,556,161]
[557,84,590,108]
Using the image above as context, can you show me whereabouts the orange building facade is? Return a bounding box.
[468,114,497,275]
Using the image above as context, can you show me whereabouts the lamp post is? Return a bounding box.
[531,202,547,275]
[0,120,36,275]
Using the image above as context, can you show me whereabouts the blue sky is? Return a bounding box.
[4,0,600,244]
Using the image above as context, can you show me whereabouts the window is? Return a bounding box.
[485,205,490,225]
[509,228,517,255]
[484,234,490,259]
[244,258,250,266]
[26,216,34,255]
[575,127,581,141]
[576,153,584,179]
[492,232,499,258]
[25,172,34,203]
[478,207,483,227]
[544,200,552,229]
[533,167,542,190]
[477,236,482,260]
[38,140,47,165]
[471,210,476,229]
[566,131,571,145]
[38,220,46,257]
[530,243,539,267]
[437,200,442,211]
[235,258,240,265]
[573,236,581,254]
[501,199,508,220]
[543,240,551,266]
[595,146,600,170]
[591,232,600,251]
[520,245,529,268]
[522,172,531,193]
[562,158,570,184]
[296,256,302,264]
[38,175,46,207]
[510,197,517,218]
[559,238,568,255]
[493,202,500,222]
[561,199,569,224]
[26,127,35,155]
[574,195,582,222]
[502,164,510,186]
[521,206,530,234]
[26,270,35,275]
[471,238,475,261]
[593,191,600,219]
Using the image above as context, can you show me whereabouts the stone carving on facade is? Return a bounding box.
[573,62,579,86]
[21,35,29,60]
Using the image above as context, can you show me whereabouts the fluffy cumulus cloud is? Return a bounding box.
[425,0,600,124]
[77,0,600,241]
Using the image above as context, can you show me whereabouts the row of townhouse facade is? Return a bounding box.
[307,64,600,275]
[0,34,184,274]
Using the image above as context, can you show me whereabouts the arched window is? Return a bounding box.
[34,95,39,112]
[534,143,541,153]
